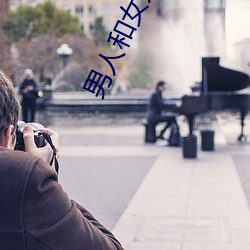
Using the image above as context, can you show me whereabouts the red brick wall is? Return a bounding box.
[0,0,11,77]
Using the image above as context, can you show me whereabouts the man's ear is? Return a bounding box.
[2,125,15,149]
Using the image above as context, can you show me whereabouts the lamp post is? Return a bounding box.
[56,43,73,68]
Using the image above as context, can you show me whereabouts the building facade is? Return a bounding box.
[52,0,128,34]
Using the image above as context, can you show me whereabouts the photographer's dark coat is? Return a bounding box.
[0,147,124,250]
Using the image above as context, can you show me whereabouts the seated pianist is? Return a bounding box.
[146,80,179,140]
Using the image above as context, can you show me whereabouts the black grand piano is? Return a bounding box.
[175,57,250,141]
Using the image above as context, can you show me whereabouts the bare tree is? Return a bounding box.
[14,33,124,91]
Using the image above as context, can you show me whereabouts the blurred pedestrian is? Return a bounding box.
[19,69,39,122]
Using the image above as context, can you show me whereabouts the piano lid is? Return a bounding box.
[201,57,250,92]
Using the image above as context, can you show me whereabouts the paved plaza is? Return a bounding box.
[37,110,250,250]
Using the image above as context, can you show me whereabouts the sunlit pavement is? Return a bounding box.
[39,110,250,250]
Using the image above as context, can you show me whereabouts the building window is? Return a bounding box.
[76,5,84,16]
[101,3,110,16]
[205,0,225,9]
[63,5,71,13]
[89,22,95,33]
[89,4,96,17]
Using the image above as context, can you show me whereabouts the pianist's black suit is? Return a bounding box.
[147,89,177,139]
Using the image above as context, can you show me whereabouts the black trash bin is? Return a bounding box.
[182,135,197,159]
[200,130,214,151]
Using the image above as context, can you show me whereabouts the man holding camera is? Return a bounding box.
[0,71,124,249]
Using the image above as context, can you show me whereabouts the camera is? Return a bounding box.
[14,122,46,151]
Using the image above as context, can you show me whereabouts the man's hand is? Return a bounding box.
[23,125,59,165]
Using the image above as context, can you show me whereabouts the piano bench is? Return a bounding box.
[142,120,156,143]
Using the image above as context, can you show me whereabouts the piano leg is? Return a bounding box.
[238,109,247,142]
[187,115,195,135]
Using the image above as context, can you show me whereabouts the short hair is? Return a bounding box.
[156,80,166,90]
[0,71,20,143]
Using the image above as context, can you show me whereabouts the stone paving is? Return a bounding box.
[37,110,250,250]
